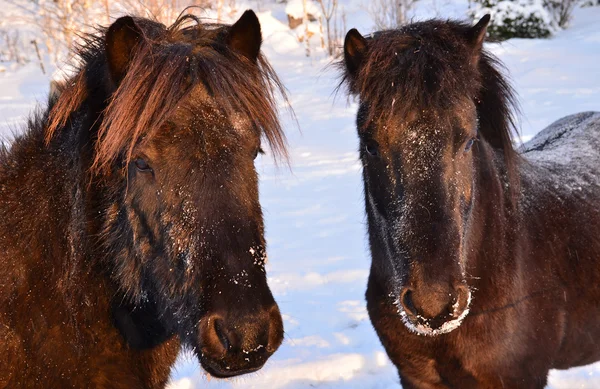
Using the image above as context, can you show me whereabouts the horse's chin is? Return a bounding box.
[197,355,265,378]
[185,334,270,379]
[395,290,472,337]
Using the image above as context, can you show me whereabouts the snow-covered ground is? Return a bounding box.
[1,1,600,388]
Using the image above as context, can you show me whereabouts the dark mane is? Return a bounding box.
[338,19,521,192]
[47,13,288,174]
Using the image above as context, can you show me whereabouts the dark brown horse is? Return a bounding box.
[0,10,287,388]
[340,15,600,388]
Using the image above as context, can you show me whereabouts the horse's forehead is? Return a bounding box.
[379,101,476,145]
[162,117,254,149]
[143,114,256,170]
[366,107,476,176]
[170,85,256,139]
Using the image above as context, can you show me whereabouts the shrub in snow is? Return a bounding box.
[0,30,29,66]
[286,0,322,28]
[469,0,559,40]
[545,0,580,28]
[367,0,418,30]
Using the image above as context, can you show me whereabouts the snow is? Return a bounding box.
[285,0,322,20]
[0,63,50,145]
[1,1,600,388]
[487,7,600,144]
[471,0,557,30]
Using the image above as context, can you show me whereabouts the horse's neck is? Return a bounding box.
[469,142,524,294]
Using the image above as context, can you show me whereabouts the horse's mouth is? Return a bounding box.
[198,355,266,378]
[395,288,472,337]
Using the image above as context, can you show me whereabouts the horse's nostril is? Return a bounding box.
[214,318,230,351]
[400,288,418,316]
[201,314,235,357]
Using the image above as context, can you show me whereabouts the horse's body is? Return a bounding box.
[518,112,600,369]
[1,10,286,388]
[341,17,600,389]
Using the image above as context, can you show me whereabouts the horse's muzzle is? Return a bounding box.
[195,303,284,377]
[397,283,471,336]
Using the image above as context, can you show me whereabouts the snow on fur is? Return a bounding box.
[521,112,600,191]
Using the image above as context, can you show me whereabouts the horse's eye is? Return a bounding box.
[364,140,379,157]
[134,158,152,172]
[464,138,476,153]
[253,147,264,160]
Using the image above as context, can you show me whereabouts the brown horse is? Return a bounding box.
[0,10,287,388]
[340,15,600,388]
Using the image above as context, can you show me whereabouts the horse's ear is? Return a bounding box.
[344,28,368,78]
[467,14,490,64]
[226,10,262,62]
[105,16,143,85]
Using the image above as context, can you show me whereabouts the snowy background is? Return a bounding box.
[1,0,600,388]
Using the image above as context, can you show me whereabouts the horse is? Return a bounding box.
[339,15,600,388]
[0,10,287,388]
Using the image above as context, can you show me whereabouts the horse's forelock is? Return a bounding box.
[46,13,289,175]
